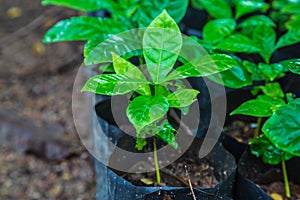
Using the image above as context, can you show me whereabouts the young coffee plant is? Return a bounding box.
[81,10,237,184]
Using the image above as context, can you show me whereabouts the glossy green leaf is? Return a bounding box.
[84,30,143,65]
[165,54,238,81]
[243,60,265,81]
[256,95,286,112]
[276,28,300,49]
[167,89,199,108]
[112,0,139,19]
[81,74,149,95]
[235,1,269,19]
[126,95,169,132]
[286,15,300,29]
[258,63,284,81]
[112,52,151,95]
[208,64,252,88]
[155,85,172,96]
[143,10,182,83]
[238,15,276,28]
[263,98,300,157]
[280,59,300,74]
[155,120,178,149]
[216,34,260,53]
[43,17,127,43]
[253,25,276,63]
[112,53,146,80]
[41,0,115,12]
[203,18,236,44]
[230,98,274,117]
[254,82,285,98]
[199,0,232,19]
[281,4,300,14]
[250,134,293,165]
[137,0,189,27]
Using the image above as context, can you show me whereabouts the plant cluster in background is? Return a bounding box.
[190,0,300,197]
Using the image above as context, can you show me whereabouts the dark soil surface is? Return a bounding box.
[225,120,300,200]
[109,135,236,188]
[0,0,96,199]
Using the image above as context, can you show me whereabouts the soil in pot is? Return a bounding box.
[109,135,234,188]
[224,120,300,200]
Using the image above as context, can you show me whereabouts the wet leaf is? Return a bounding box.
[250,134,293,165]
[81,74,149,95]
[137,0,188,27]
[263,98,300,157]
[216,34,260,53]
[143,10,182,83]
[203,18,236,44]
[235,1,268,19]
[276,28,300,49]
[165,54,237,81]
[167,89,199,108]
[200,0,232,19]
[43,17,127,43]
[238,15,275,28]
[127,95,169,132]
[42,0,116,12]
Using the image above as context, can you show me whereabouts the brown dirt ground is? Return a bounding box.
[0,0,96,199]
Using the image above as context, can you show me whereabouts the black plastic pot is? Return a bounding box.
[93,96,237,200]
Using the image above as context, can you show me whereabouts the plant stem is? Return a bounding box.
[282,160,291,198]
[254,117,262,138]
[153,137,161,185]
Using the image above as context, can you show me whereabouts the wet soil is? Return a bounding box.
[224,120,300,200]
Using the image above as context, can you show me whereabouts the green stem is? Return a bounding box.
[254,117,262,138]
[153,137,161,185]
[282,160,291,198]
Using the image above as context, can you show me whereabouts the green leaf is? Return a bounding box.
[112,52,146,80]
[280,59,300,74]
[165,54,238,81]
[238,15,276,29]
[235,1,269,19]
[126,95,169,132]
[81,74,149,95]
[276,28,300,49]
[167,89,199,108]
[286,15,300,29]
[250,134,293,165]
[43,17,127,43]
[255,82,285,98]
[112,52,151,95]
[199,0,232,19]
[256,95,286,112]
[258,63,284,81]
[263,98,300,157]
[143,10,182,84]
[155,120,178,149]
[230,98,274,117]
[216,34,260,53]
[203,18,236,44]
[253,25,276,63]
[208,64,252,88]
[137,0,189,27]
[41,0,116,12]
[281,4,300,14]
[243,60,265,81]
[84,30,143,65]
